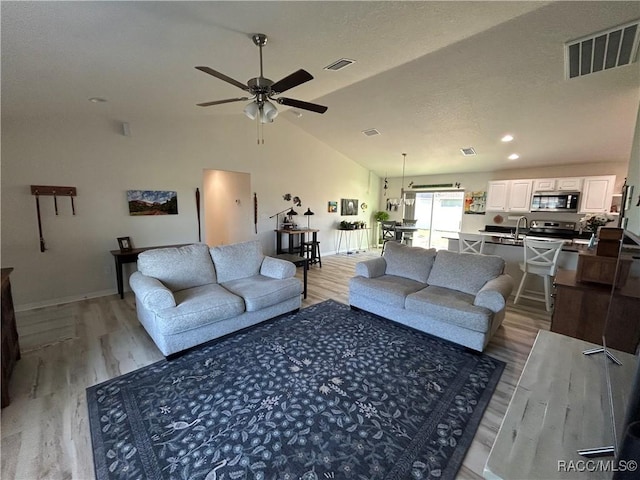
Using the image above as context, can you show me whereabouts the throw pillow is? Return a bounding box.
[427,249,505,295]
[383,241,436,284]
[210,240,264,283]
[137,243,217,291]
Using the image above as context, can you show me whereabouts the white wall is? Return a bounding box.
[203,169,253,246]
[1,113,379,308]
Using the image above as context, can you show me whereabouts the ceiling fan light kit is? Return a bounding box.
[196,33,327,136]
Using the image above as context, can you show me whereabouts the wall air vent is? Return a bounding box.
[460,147,476,156]
[324,58,356,71]
[362,128,380,137]
[565,20,640,79]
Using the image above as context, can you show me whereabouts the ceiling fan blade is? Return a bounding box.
[197,97,249,107]
[195,66,249,92]
[271,69,314,94]
[277,97,328,114]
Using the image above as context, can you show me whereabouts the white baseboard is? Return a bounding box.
[15,289,117,312]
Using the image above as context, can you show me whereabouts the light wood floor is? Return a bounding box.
[1,251,551,480]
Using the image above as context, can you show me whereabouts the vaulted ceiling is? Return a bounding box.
[2,1,639,177]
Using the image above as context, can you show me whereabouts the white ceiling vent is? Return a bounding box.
[460,147,476,156]
[362,128,380,137]
[565,20,640,79]
[324,58,356,71]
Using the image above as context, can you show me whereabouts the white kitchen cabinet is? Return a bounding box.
[486,181,509,211]
[579,175,616,213]
[533,178,556,191]
[533,177,583,192]
[557,177,583,191]
[508,179,534,212]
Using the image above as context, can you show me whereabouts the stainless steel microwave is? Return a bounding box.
[530,191,580,212]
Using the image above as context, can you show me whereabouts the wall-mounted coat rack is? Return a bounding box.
[30,185,77,252]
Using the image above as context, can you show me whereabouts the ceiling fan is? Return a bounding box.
[195,34,328,123]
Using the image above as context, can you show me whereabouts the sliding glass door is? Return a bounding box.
[406,191,464,249]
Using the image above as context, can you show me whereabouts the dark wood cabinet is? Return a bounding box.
[1,268,20,408]
[552,268,640,354]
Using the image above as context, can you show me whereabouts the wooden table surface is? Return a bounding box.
[485,329,637,480]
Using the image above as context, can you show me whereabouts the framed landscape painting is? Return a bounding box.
[127,190,178,215]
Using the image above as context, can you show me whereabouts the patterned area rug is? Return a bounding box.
[87,300,504,480]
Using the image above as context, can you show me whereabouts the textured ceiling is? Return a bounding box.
[2,1,639,177]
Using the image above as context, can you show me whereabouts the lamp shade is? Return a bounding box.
[243,101,260,120]
[304,208,315,215]
[287,207,298,216]
[260,100,278,123]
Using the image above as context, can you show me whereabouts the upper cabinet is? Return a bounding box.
[486,175,616,213]
[508,179,534,212]
[486,181,509,211]
[533,177,583,192]
[486,179,533,212]
[557,177,583,191]
[533,178,556,191]
[579,175,616,213]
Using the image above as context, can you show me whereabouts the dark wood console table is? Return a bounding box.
[110,244,189,299]
[2,267,20,408]
[552,268,640,353]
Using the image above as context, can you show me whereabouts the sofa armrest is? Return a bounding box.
[129,271,177,311]
[473,274,514,313]
[355,257,387,278]
[260,256,296,279]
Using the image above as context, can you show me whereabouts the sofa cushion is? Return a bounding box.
[405,286,492,333]
[349,274,426,309]
[222,275,302,312]
[210,240,264,283]
[427,250,505,295]
[137,243,217,292]
[383,241,437,283]
[154,284,245,335]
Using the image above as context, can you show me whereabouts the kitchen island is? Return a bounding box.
[446,234,640,298]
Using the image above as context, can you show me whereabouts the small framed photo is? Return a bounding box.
[117,236,132,252]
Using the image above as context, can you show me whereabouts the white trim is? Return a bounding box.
[15,289,117,312]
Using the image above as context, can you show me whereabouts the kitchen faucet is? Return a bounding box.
[514,216,528,240]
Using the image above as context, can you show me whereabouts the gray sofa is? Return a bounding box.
[129,241,302,356]
[349,241,513,351]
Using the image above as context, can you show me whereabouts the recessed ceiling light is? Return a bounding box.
[501,134,514,142]
[508,153,520,160]
[88,97,107,103]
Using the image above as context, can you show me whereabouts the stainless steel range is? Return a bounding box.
[527,220,577,241]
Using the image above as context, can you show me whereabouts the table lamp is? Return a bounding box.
[303,208,315,228]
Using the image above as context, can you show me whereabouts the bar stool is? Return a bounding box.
[458,233,486,254]
[514,238,564,312]
[303,241,322,267]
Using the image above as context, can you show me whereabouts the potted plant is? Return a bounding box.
[373,211,389,222]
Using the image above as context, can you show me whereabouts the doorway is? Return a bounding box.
[408,191,464,249]
[203,169,252,246]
